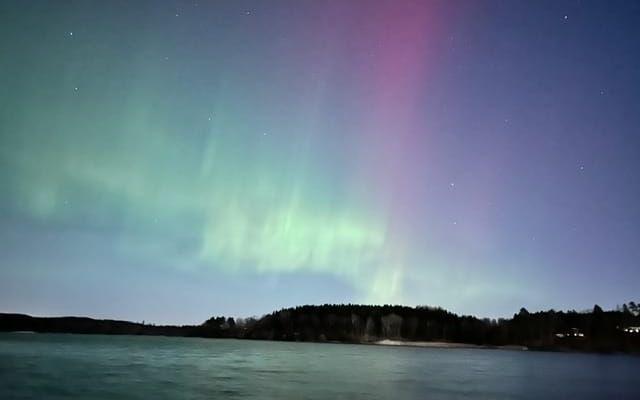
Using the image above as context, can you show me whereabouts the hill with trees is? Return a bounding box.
[2,302,640,353]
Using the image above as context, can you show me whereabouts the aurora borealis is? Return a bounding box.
[1,1,639,324]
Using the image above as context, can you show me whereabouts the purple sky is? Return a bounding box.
[1,0,639,324]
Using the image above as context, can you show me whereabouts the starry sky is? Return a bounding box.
[1,1,639,324]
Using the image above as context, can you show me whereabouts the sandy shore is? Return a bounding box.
[374,339,527,351]
[375,339,481,348]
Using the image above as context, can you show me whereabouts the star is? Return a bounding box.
[563,15,568,20]
[449,182,455,188]
[600,89,605,95]
[244,10,252,16]
[68,31,73,37]
[453,221,457,225]
[74,87,79,92]
[579,165,585,171]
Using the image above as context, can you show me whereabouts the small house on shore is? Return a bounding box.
[555,327,584,338]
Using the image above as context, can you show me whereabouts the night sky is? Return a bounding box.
[1,1,639,324]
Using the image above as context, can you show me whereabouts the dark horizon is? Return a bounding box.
[3,301,640,354]
[3,300,639,327]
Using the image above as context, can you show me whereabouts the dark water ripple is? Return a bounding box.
[1,333,639,399]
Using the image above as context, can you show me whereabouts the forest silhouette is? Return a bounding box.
[2,303,640,353]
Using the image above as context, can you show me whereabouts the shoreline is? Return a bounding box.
[5,331,633,354]
[373,339,528,351]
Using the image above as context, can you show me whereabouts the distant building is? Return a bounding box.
[555,327,584,338]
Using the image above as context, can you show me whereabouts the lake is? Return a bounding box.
[0,333,638,399]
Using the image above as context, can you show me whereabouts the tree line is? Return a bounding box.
[2,302,640,353]
[203,302,640,352]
